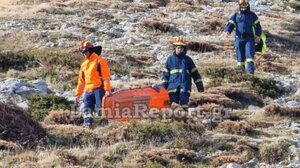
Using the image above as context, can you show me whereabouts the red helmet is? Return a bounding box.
[79,40,93,53]
[173,36,186,46]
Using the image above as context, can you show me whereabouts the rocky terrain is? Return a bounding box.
[0,0,299,167]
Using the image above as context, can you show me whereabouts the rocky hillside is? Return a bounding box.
[0,0,300,167]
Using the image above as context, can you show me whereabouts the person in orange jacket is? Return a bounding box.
[75,40,111,126]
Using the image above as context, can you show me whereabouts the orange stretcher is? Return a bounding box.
[102,86,169,120]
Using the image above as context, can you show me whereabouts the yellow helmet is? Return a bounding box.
[79,40,93,53]
[173,36,186,46]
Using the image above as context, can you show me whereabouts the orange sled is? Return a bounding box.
[102,86,169,120]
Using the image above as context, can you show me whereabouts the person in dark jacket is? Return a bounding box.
[162,36,204,110]
[224,0,262,74]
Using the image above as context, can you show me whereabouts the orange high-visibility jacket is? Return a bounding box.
[75,53,111,97]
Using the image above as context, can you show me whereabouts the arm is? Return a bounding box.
[224,14,237,34]
[189,59,204,92]
[253,13,262,37]
[75,67,85,97]
[100,58,111,92]
[162,58,170,89]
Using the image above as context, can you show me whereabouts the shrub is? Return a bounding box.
[264,104,300,117]
[28,94,70,121]
[22,49,81,69]
[251,77,280,98]
[128,121,205,145]
[44,110,83,125]
[217,120,254,135]
[203,67,281,97]
[212,155,243,167]
[259,140,295,164]
[0,103,46,147]
[0,51,37,72]
[139,18,177,33]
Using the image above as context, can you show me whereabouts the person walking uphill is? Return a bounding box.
[224,0,262,74]
[75,40,111,127]
[162,37,204,111]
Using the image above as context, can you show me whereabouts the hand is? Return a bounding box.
[255,36,261,44]
[75,96,80,103]
[105,91,111,96]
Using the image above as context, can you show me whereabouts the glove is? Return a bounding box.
[162,82,168,90]
[196,82,204,92]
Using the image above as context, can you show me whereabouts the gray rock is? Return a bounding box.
[248,105,261,111]
[215,141,227,150]
[285,101,300,107]
[295,89,300,97]
[57,91,75,102]
[111,74,121,81]
[4,78,25,93]
[17,101,29,110]
[227,163,242,168]
[32,79,49,94]
[85,33,98,42]
[242,158,259,168]
[273,97,288,104]
[45,42,55,47]
[15,85,35,95]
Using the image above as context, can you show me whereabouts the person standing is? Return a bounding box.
[224,0,262,74]
[162,37,204,111]
[75,40,111,127]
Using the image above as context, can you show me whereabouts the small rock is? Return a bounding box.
[242,157,258,168]
[32,80,49,94]
[45,42,55,48]
[111,74,121,81]
[295,89,300,97]
[285,101,300,107]
[227,163,242,168]
[248,105,261,111]
[215,141,227,150]
[15,86,35,95]
[4,78,24,93]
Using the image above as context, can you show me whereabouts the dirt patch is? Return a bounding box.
[0,103,46,147]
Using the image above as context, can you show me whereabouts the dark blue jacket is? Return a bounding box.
[225,10,262,38]
[162,52,204,93]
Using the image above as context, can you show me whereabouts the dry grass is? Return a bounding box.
[0,103,46,147]
[0,140,22,151]
[256,53,288,74]
[139,18,177,33]
[137,148,197,166]
[44,110,83,125]
[168,2,203,12]
[190,85,264,108]
[212,155,243,167]
[187,41,218,53]
[259,140,294,164]
[264,104,300,117]
[43,124,100,146]
[217,120,254,136]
